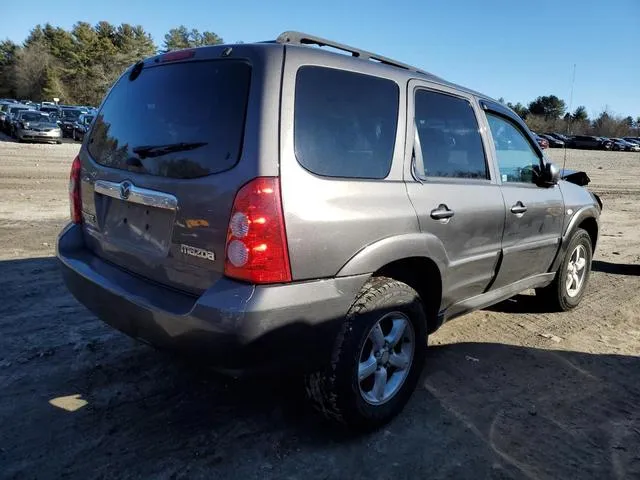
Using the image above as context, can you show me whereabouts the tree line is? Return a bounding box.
[1,22,638,138]
[499,95,640,138]
[0,22,225,106]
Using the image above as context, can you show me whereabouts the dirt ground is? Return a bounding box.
[1,136,639,480]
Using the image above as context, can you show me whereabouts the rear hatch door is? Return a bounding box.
[80,50,256,294]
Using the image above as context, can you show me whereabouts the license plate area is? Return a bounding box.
[98,197,175,256]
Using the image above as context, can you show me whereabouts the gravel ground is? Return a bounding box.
[1,137,639,479]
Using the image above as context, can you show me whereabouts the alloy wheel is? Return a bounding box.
[358,312,415,405]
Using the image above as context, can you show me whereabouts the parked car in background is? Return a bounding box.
[533,133,549,149]
[72,113,95,141]
[623,137,640,146]
[39,105,60,116]
[2,104,33,134]
[9,109,48,137]
[57,31,602,429]
[14,110,62,144]
[611,138,640,151]
[568,135,611,150]
[539,134,564,148]
[58,108,83,138]
[547,133,571,143]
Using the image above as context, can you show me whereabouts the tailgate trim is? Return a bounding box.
[95,180,178,211]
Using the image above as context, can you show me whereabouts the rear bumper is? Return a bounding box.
[57,223,368,374]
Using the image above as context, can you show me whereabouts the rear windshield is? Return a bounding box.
[88,59,251,179]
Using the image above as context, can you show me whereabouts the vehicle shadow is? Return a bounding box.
[592,260,640,276]
[484,292,549,314]
[1,256,639,479]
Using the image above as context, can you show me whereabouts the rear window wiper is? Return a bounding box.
[132,142,208,159]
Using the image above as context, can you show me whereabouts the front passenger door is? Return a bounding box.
[483,109,564,289]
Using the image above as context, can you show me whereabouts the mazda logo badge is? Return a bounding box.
[120,181,132,200]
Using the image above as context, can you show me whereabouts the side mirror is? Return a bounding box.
[542,162,560,186]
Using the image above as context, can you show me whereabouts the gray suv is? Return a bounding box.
[57,32,601,429]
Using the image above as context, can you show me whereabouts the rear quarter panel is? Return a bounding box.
[279,47,419,280]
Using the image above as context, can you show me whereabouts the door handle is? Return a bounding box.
[510,202,527,214]
[430,204,455,220]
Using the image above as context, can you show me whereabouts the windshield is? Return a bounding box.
[61,109,81,120]
[88,59,251,179]
[21,112,49,122]
[10,107,29,115]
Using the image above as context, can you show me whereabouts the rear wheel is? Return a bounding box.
[536,228,592,311]
[304,277,427,430]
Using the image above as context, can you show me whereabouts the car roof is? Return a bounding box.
[279,42,491,101]
[164,32,499,107]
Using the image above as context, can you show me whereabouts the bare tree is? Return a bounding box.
[13,41,57,101]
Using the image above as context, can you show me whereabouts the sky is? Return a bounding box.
[1,0,639,117]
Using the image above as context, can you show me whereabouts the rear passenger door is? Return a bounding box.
[480,103,564,289]
[406,81,505,308]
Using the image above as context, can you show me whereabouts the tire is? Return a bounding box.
[536,228,592,311]
[304,276,427,430]
[72,130,76,141]
[55,140,62,145]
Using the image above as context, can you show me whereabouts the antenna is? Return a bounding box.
[563,63,577,173]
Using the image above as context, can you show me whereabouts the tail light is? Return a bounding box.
[69,155,82,223]
[224,177,291,284]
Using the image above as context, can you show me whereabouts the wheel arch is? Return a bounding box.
[551,206,600,272]
[578,216,598,252]
[336,234,448,333]
[374,257,443,334]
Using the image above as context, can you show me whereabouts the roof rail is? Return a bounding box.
[276,31,428,75]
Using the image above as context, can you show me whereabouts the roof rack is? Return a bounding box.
[276,31,428,75]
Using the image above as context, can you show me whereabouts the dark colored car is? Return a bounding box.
[39,105,60,116]
[2,104,32,134]
[58,108,84,137]
[547,133,571,143]
[568,135,611,150]
[539,134,564,148]
[57,31,601,429]
[72,113,95,141]
[611,138,640,152]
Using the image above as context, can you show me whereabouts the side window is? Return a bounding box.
[294,66,399,179]
[414,89,488,179]
[486,113,541,184]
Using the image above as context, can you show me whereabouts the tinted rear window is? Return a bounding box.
[294,66,399,179]
[88,60,251,179]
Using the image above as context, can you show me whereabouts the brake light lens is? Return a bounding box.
[69,155,82,223]
[224,177,291,284]
[160,49,195,63]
